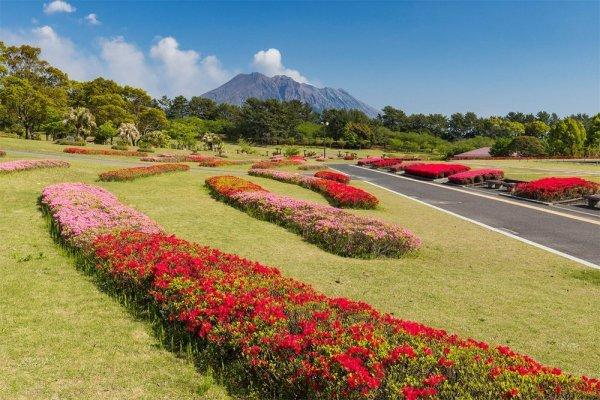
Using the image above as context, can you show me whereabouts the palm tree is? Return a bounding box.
[64,107,96,139]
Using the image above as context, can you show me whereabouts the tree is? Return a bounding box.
[94,122,117,144]
[378,106,407,131]
[489,137,513,156]
[584,113,600,154]
[524,121,550,138]
[547,118,586,156]
[137,107,168,135]
[322,108,370,141]
[188,96,219,120]
[343,122,373,148]
[64,107,96,139]
[0,76,53,138]
[509,136,546,157]
[480,117,524,138]
[118,122,141,145]
[167,95,189,119]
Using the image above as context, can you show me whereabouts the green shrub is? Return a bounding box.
[490,137,513,156]
[54,138,86,146]
[509,136,547,157]
[111,139,129,151]
[283,146,300,157]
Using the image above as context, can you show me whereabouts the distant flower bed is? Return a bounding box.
[388,161,424,172]
[404,163,470,179]
[140,153,213,162]
[314,170,351,184]
[0,159,69,173]
[298,164,327,171]
[64,147,147,157]
[448,169,504,185]
[42,181,600,399]
[251,159,305,169]
[249,168,378,209]
[369,158,405,169]
[99,163,189,182]
[514,177,599,202]
[41,182,160,248]
[206,175,419,258]
[198,158,259,167]
[357,156,382,166]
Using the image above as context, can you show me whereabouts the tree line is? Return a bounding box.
[1,41,598,157]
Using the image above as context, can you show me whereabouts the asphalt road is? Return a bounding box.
[333,164,600,267]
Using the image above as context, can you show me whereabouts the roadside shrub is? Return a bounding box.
[357,156,383,166]
[314,170,351,184]
[249,169,378,209]
[99,163,189,182]
[448,169,504,185]
[369,158,405,169]
[0,159,70,173]
[40,182,600,399]
[388,161,424,172]
[404,163,470,179]
[514,177,599,202]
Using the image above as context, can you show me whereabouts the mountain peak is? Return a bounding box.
[202,73,379,117]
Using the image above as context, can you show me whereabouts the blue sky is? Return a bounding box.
[1,1,598,116]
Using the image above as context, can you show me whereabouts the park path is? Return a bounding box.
[333,164,600,268]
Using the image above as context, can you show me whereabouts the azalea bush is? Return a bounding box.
[99,163,189,182]
[0,159,69,173]
[369,158,405,169]
[448,169,504,185]
[514,177,599,202]
[357,156,383,166]
[314,170,351,184]
[388,161,424,172]
[206,175,419,258]
[40,182,160,248]
[404,163,470,179]
[41,182,600,399]
[249,168,378,209]
[64,147,147,157]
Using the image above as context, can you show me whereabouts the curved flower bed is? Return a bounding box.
[99,163,189,182]
[206,175,418,258]
[314,170,351,184]
[64,147,147,157]
[41,182,600,399]
[41,182,160,248]
[0,159,70,173]
[513,177,599,202]
[251,159,304,169]
[298,164,327,171]
[249,168,378,209]
[448,169,504,185]
[198,158,259,167]
[404,163,470,179]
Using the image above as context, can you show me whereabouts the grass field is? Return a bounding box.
[1,137,599,399]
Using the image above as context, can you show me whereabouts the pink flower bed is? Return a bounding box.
[448,169,504,185]
[404,163,470,179]
[357,156,382,166]
[0,159,70,173]
[206,176,419,258]
[388,161,424,172]
[41,182,161,248]
[514,177,600,202]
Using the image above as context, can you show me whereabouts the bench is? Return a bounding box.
[485,179,504,189]
[584,194,600,208]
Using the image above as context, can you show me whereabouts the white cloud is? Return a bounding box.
[0,25,101,80]
[150,36,232,96]
[252,48,308,84]
[43,1,75,14]
[85,13,101,26]
[99,37,158,92]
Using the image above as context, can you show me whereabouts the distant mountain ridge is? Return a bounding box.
[201,72,380,117]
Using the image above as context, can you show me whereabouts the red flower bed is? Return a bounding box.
[404,163,470,179]
[42,183,600,399]
[249,169,378,209]
[514,177,599,202]
[99,163,189,181]
[314,170,351,184]
[448,169,504,185]
[64,147,147,157]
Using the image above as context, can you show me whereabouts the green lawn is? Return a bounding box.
[1,138,599,399]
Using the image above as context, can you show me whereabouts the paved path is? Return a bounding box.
[333,164,600,268]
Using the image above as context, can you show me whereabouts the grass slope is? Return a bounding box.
[1,138,599,399]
